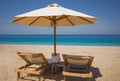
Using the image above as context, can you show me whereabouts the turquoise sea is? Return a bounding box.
[0,35,120,46]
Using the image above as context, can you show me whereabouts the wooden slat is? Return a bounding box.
[16,69,39,74]
[17,52,32,63]
[15,66,49,74]
[20,79,33,81]
[67,68,87,72]
[18,64,32,69]
[62,71,92,78]
[15,68,44,75]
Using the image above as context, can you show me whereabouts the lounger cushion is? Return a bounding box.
[31,57,44,64]
[67,58,89,66]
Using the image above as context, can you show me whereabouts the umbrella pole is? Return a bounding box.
[54,20,56,56]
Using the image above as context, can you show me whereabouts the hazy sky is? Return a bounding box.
[0,0,120,35]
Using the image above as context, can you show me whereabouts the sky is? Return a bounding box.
[0,0,120,35]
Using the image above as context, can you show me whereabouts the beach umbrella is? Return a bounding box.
[12,3,97,56]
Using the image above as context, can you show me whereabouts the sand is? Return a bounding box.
[0,44,120,81]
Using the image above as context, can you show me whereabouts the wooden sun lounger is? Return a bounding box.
[15,52,50,81]
[62,54,94,81]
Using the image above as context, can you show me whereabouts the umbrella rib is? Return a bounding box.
[43,16,51,20]
[43,16,53,26]
[57,15,69,21]
[47,16,53,26]
[29,17,41,25]
[78,17,93,23]
[47,16,54,26]
[48,16,53,20]
[50,20,53,26]
[64,15,74,26]
[12,17,26,22]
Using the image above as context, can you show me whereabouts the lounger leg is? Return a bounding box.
[64,76,66,81]
[88,78,92,81]
[38,75,41,81]
[17,72,20,81]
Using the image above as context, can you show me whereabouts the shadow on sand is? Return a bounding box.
[42,67,102,81]
[91,67,102,81]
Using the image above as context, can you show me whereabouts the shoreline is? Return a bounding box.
[1,44,120,47]
[0,44,120,81]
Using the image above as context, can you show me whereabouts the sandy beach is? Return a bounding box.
[0,44,120,81]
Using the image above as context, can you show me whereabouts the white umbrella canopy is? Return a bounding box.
[12,3,97,55]
[13,3,97,26]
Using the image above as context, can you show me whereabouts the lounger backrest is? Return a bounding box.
[62,54,94,67]
[17,52,50,67]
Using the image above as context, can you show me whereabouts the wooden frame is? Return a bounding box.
[15,52,50,81]
[62,54,94,81]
